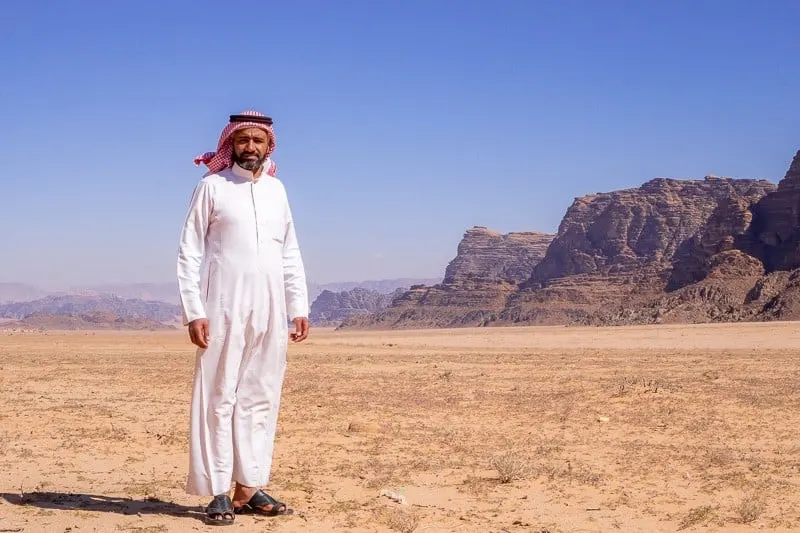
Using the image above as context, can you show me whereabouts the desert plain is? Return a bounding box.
[0,322,799,532]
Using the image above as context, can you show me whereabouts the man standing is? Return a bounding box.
[177,110,309,525]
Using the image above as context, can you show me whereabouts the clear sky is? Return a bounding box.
[1,0,798,289]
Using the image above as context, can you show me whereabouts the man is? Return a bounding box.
[177,110,310,525]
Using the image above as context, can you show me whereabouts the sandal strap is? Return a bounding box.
[207,494,234,515]
[248,489,284,509]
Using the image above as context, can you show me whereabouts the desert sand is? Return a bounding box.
[1,322,799,532]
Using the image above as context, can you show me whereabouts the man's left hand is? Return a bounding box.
[290,317,310,342]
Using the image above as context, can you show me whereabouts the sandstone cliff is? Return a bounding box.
[444,227,553,285]
[310,287,403,326]
[748,150,800,272]
[500,175,777,325]
[306,278,441,304]
[530,176,776,284]
[340,227,555,328]
[345,149,800,329]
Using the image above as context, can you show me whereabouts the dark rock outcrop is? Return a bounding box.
[310,287,403,326]
[444,227,554,285]
[501,175,777,327]
[749,150,800,272]
[339,227,555,329]
[530,176,776,284]
[307,278,441,304]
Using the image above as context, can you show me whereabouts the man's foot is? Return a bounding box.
[204,494,235,526]
[232,485,292,516]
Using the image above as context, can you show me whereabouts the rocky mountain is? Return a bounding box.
[749,150,800,272]
[1,278,441,310]
[0,294,181,326]
[68,282,180,305]
[344,149,800,329]
[530,176,776,285]
[310,287,404,326]
[499,175,778,325]
[1,312,176,331]
[307,278,440,303]
[341,227,555,328]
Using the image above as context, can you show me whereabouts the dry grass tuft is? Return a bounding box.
[382,507,420,533]
[677,505,718,530]
[734,493,766,524]
[491,449,531,483]
[116,526,169,533]
[611,375,669,396]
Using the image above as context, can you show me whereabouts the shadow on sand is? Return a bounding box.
[0,491,205,523]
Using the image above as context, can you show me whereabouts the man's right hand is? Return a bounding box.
[188,318,210,348]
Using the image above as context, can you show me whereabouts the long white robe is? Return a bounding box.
[176,162,308,497]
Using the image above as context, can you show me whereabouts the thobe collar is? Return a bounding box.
[231,160,270,182]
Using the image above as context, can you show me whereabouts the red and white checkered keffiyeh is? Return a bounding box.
[194,110,278,177]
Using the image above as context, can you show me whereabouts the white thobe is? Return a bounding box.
[176,162,308,497]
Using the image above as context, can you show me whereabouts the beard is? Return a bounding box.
[233,152,267,171]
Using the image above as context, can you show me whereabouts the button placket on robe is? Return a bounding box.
[257,184,267,253]
[251,182,259,250]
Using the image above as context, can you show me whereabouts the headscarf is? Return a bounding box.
[193,110,278,177]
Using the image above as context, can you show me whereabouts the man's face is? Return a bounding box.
[232,128,270,171]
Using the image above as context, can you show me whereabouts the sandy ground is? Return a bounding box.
[1,322,799,532]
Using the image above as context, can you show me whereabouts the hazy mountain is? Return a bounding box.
[1,312,176,331]
[0,294,181,323]
[0,278,442,314]
[308,278,440,303]
[69,282,180,305]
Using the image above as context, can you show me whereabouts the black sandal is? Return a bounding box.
[204,494,235,526]
[234,489,293,516]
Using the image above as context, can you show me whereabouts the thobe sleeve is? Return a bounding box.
[177,180,213,325]
[282,198,309,320]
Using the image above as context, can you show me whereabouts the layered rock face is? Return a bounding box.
[339,227,555,328]
[444,227,554,285]
[307,278,440,304]
[501,177,776,325]
[310,287,403,326]
[749,150,800,271]
[346,149,800,329]
[531,177,776,284]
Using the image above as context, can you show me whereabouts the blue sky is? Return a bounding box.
[1,0,798,288]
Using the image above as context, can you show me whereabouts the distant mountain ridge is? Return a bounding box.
[67,282,180,305]
[2,312,175,331]
[0,278,442,307]
[307,278,440,302]
[0,294,181,323]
